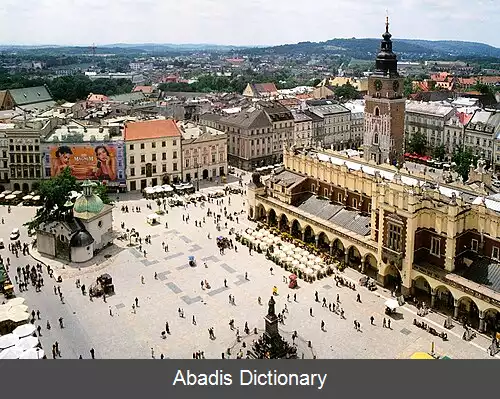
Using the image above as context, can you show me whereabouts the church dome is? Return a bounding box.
[70,230,94,247]
[73,180,104,214]
[73,194,104,214]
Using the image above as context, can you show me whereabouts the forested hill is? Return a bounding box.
[244,38,500,59]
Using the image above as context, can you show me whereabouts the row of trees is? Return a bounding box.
[405,131,479,181]
[0,70,134,102]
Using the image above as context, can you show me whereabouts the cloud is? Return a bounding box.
[0,0,498,47]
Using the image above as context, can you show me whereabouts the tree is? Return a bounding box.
[24,169,113,235]
[433,144,446,161]
[334,82,360,101]
[24,168,80,235]
[452,148,478,182]
[406,132,427,155]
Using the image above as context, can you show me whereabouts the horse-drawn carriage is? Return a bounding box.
[89,274,115,297]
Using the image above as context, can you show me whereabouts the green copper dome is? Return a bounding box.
[73,180,104,214]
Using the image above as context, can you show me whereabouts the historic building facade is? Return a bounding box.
[248,148,500,336]
[363,18,405,165]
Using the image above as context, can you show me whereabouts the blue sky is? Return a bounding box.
[0,0,498,47]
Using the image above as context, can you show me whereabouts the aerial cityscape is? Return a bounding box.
[0,1,500,360]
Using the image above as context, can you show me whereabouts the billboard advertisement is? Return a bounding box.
[43,142,125,186]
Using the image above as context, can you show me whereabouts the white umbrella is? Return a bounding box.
[301,249,310,257]
[13,323,36,338]
[0,333,19,349]
[19,348,44,360]
[293,247,302,253]
[308,253,316,260]
[16,336,39,351]
[285,249,295,256]
[0,346,24,359]
[307,259,316,267]
[265,237,274,245]
[293,253,302,260]
[5,194,16,200]
[304,267,314,275]
[7,298,25,306]
[384,299,399,310]
[285,256,294,264]
[272,236,281,244]
[22,195,33,201]
[7,312,30,323]
[292,260,300,267]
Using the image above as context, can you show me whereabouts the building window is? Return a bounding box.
[173,140,177,146]
[471,239,478,252]
[374,107,380,116]
[152,165,157,173]
[141,154,145,163]
[173,163,178,171]
[492,246,499,260]
[353,198,358,209]
[185,158,190,168]
[430,237,440,257]
[152,154,157,162]
[173,151,177,159]
[141,166,146,175]
[152,142,156,148]
[324,188,328,197]
[373,133,379,145]
[212,154,216,163]
[162,153,166,161]
[162,164,167,173]
[130,168,135,177]
[140,143,145,150]
[98,221,103,228]
[311,184,315,193]
[130,156,135,164]
[130,181,136,191]
[337,193,342,203]
[387,223,402,252]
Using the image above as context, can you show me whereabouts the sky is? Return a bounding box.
[0,0,498,47]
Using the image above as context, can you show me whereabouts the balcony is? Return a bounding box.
[382,246,403,270]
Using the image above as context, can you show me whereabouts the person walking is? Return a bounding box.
[383,318,387,328]
[370,316,374,325]
[192,315,197,325]
[310,307,313,317]
[321,320,325,331]
[356,293,361,303]
[90,348,95,359]
[109,307,113,317]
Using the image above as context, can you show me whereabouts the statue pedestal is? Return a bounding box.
[264,314,279,338]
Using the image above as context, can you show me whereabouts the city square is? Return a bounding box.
[0,176,498,359]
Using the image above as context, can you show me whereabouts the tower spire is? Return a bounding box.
[385,11,389,33]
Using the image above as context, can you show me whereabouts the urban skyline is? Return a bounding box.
[0,0,499,47]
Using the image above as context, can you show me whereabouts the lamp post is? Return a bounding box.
[195,162,200,191]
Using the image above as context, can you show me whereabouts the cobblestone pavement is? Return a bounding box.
[1,180,498,359]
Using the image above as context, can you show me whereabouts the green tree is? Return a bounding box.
[403,77,415,97]
[24,168,80,235]
[452,148,478,182]
[24,169,113,235]
[406,132,427,155]
[334,82,360,101]
[433,144,446,161]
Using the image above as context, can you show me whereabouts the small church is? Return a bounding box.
[36,180,114,263]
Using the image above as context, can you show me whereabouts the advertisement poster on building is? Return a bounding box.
[44,142,125,188]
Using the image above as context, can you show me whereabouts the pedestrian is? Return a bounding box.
[336,294,340,303]
[151,348,155,358]
[387,319,391,329]
[154,272,158,280]
[37,325,42,336]
[132,304,136,313]
[192,315,196,325]
[383,318,387,328]
[287,294,290,302]
[166,322,170,334]
[224,279,227,287]
[135,297,139,307]
[356,293,361,303]
[90,348,95,359]
[270,267,273,275]
[58,317,64,328]
[370,316,374,325]
[109,307,113,316]
[53,286,57,295]
[245,272,248,280]
[294,293,297,302]
[321,320,325,331]
[354,320,358,330]
[310,307,313,317]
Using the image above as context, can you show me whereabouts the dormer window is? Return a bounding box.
[374,107,380,116]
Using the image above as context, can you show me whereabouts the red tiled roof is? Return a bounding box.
[133,85,153,94]
[124,119,181,141]
[87,93,109,102]
[457,112,473,126]
[253,83,278,94]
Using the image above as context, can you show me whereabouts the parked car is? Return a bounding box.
[10,228,20,241]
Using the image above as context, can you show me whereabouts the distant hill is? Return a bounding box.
[0,39,498,59]
[245,38,500,59]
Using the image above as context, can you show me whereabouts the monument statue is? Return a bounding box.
[268,296,276,316]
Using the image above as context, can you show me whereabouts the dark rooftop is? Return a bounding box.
[460,257,500,293]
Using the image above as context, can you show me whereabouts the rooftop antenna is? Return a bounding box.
[89,43,97,65]
[385,9,389,32]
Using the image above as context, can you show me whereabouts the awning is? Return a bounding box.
[410,352,434,360]
[384,298,399,310]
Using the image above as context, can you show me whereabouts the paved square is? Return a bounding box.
[166,282,183,294]
[179,236,193,243]
[3,185,498,360]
